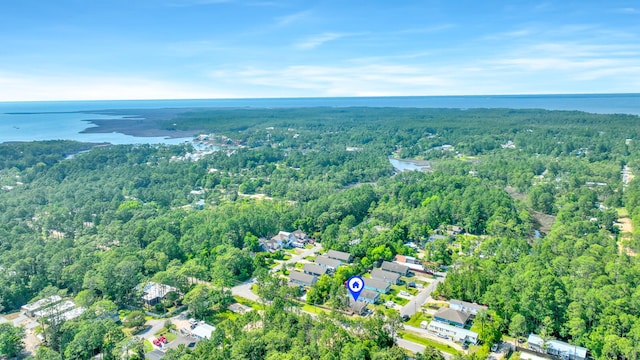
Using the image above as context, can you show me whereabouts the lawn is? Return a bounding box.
[300,303,331,315]
[381,294,410,306]
[294,262,304,270]
[234,296,262,310]
[406,312,433,328]
[303,255,316,261]
[399,331,460,355]
[153,328,177,342]
[144,340,153,353]
[208,309,240,324]
[617,207,629,217]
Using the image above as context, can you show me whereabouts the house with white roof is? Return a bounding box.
[192,323,216,340]
[528,334,588,360]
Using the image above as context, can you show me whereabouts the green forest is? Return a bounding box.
[1,107,640,359]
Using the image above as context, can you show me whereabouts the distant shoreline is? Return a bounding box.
[79,108,201,138]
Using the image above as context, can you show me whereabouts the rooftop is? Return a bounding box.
[363,277,390,291]
[528,334,588,358]
[434,308,471,325]
[192,323,216,339]
[315,255,341,268]
[371,268,401,283]
[303,263,327,275]
[21,295,62,312]
[381,261,409,274]
[326,250,352,262]
[450,299,488,311]
[289,271,317,285]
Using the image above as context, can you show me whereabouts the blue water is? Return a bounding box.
[1,94,639,144]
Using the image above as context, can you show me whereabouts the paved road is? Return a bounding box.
[271,243,322,272]
[231,279,260,302]
[399,272,445,317]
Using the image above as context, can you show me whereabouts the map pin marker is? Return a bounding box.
[347,276,365,301]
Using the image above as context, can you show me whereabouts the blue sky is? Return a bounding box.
[1,0,639,100]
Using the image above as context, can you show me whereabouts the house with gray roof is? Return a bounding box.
[349,299,368,315]
[326,250,352,263]
[315,255,341,270]
[359,289,380,304]
[381,261,410,275]
[434,308,470,328]
[363,277,391,294]
[371,268,401,284]
[289,271,317,287]
[303,263,327,277]
[449,299,487,315]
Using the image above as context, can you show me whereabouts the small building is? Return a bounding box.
[289,271,317,287]
[141,282,179,306]
[349,299,368,315]
[303,263,327,277]
[326,250,352,263]
[34,300,76,320]
[428,234,448,242]
[21,295,62,317]
[192,323,216,340]
[359,289,380,304]
[528,334,588,360]
[363,277,391,294]
[427,321,478,344]
[371,268,401,285]
[61,307,86,321]
[433,308,470,328]
[270,231,295,248]
[394,255,422,265]
[449,299,487,315]
[315,255,341,270]
[260,237,282,253]
[381,261,410,276]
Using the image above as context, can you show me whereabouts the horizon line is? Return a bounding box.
[1,92,639,104]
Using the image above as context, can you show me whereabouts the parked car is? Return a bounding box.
[402,314,410,321]
[407,282,416,288]
[399,290,410,296]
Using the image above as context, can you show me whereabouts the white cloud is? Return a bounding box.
[275,10,312,27]
[0,73,235,101]
[295,33,350,50]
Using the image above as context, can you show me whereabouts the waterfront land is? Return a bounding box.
[1,107,640,359]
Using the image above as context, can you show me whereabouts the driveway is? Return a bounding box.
[139,319,167,341]
[231,279,260,302]
[400,273,445,317]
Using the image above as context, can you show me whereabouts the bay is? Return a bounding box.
[1,94,639,144]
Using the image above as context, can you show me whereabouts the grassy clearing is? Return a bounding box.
[300,303,331,315]
[234,296,262,309]
[406,312,433,328]
[399,331,460,355]
[208,309,240,324]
